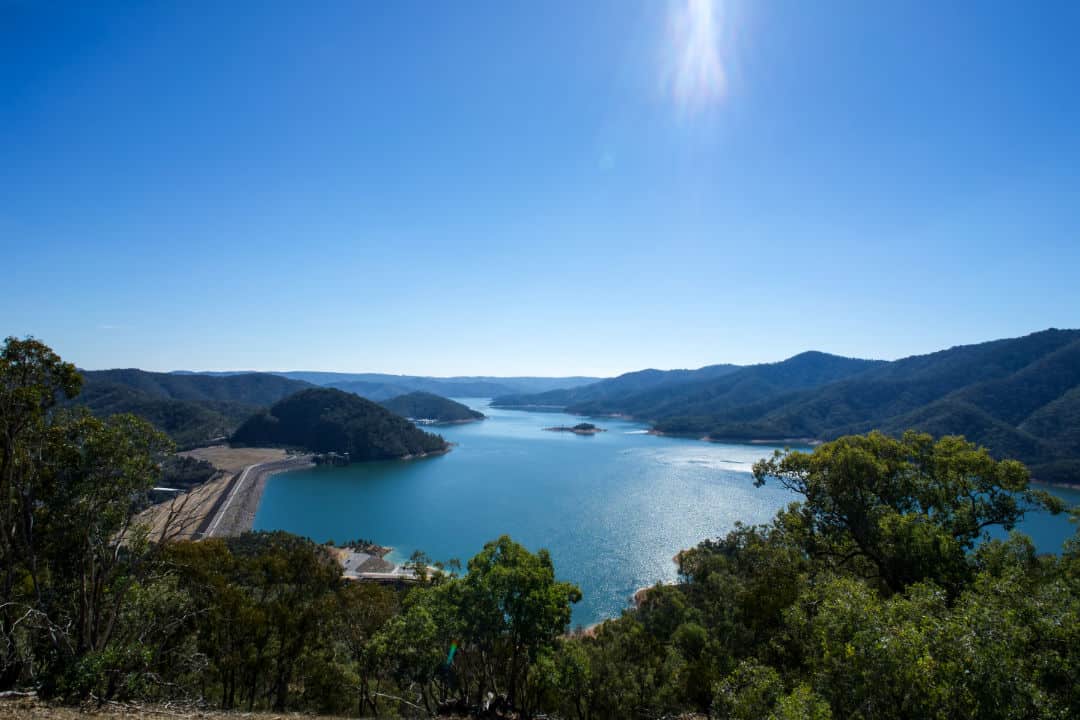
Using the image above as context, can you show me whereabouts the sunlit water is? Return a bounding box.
[255,399,1080,626]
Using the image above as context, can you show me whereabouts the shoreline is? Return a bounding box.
[414,416,485,426]
[646,428,821,446]
[202,445,454,538]
[400,444,454,460]
[544,425,606,435]
[1031,477,1080,491]
[203,456,315,537]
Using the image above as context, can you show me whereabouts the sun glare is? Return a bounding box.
[665,0,727,112]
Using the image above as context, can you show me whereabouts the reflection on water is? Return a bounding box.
[255,399,1080,626]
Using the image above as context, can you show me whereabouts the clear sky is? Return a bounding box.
[4,1,1079,376]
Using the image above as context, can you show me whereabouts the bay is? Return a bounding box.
[254,399,1080,626]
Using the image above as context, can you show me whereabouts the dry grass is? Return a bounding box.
[0,697,357,719]
[135,447,291,542]
[180,446,288,475]
[137,474,233,542]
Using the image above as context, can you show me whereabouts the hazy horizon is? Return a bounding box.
[5,1,1079,375]
[67,325,1073,378]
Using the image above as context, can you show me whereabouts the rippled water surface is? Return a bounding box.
[255,399,1080,626]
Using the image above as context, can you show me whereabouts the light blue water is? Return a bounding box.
[255,399,1080,626]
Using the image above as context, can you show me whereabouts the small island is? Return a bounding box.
[544,422,607,435]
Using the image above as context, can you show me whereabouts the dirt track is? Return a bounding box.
[137,447,309,542]
[0,696,358,719]
[201,456,314,537]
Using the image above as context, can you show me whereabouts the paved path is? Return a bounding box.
[201,456,312,538]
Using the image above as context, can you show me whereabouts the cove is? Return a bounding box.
[254,399,1080,627]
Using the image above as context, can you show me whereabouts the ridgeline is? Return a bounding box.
[495,329,1080,485]
[231,387,449,460]
[74,369,312,449]
[379,391,485,423]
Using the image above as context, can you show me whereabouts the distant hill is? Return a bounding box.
[685,329,1080,483]
[85,369,311,404]
[499,329,1080,484]
[74,369,312,449]
[492,363,742,409]
[571,352,883,421]
[231,388,448,460]
[171,371,603,399]
[379,392,485,423]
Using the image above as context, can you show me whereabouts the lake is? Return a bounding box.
[255,399,1080,626]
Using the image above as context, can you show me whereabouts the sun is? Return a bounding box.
[665,0,728,112]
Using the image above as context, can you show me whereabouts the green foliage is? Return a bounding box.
[458,536,582,707]
[3,336,1080,719]
[165,532,349,711]
[713,660,783,719]
[159,454,216,489]
[493,364,743,409]
[1,337,174,697]
[754,431,1062,594]
[537,431,1077,720]
[73,369,312,449]
[379,391,485,422]
[504,329,1080,485]
[231,387,448,459]
[80,368,312,405]
[74,381,251,449]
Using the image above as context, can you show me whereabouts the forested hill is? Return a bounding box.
[175,371,603,401]
[231,387,448,460]
[379,391,484,423]
[84,368,312,404]
[573,351,883,418]
[498,329,1080,484]
[685,328,1080,483]
[492,363,742,409]
[74,369,312,449]
[492,353,877,413]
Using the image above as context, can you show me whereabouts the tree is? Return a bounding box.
[333,582,399,716]
[753,431,1063,594]
[39,412,173,697]
[1,337,173,695]
[459,535,582,710]
[0,337,82,687]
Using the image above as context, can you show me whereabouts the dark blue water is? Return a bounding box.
[255,399,1080,626]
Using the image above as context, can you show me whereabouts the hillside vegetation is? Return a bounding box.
[74,370,311,448]
[497,329,1080,484]
[182,370,602,401]
[84,369,312,404]
[231,387,448,460]
[493,362,742,408]
[3,337,1077,719]
[379,391,485,423]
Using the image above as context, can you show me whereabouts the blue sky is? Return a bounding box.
[3,0,1079,376]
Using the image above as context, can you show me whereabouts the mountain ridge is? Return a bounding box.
[231,387,448,460]
[73,369,314,449]
[169,370,602,400]
[496,329,1080,484]
[379,391,485,423]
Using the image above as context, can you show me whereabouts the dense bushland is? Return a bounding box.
[497,329,1080,485]
[2,336,1078,718]
[231,387,448,459]
[73,369,312,449]
[379,391,485,423]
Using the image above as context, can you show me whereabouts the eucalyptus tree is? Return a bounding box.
[753,431,1064,594]
[0,337,172,695]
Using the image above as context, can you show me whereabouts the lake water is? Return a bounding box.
[255,399,1080,626]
